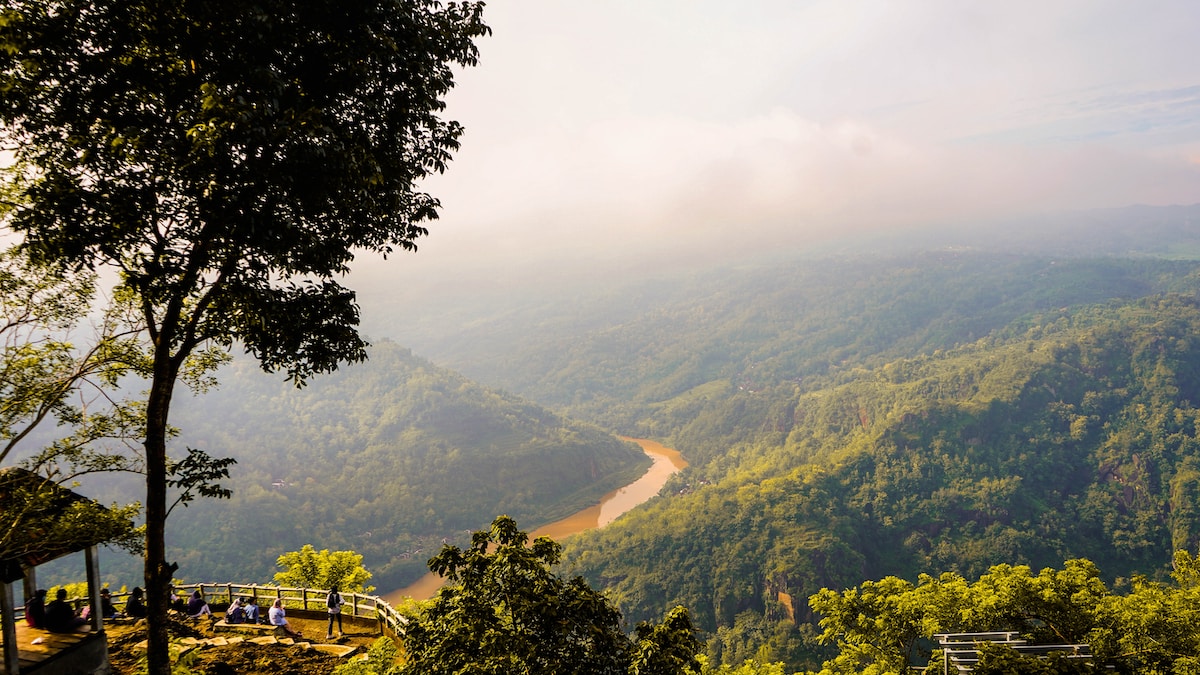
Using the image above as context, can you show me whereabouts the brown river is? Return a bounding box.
[383,437,687,603]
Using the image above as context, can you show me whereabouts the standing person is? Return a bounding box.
[125,587,147,619]
[325,585,345,640]
[269,599,301,638]
[24,589,47,628]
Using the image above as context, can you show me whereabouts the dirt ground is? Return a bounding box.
[106,615,388,675]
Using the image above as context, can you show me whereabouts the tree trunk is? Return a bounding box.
[143,364,177,675]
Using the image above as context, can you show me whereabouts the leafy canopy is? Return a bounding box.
[0,2,488,672]
[401,516,701,675]
[809,551,1200,674]
[0,245,145,561]
[274,544,374,594]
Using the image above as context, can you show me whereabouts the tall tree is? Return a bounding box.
[403,516,701,675]
[0,2,489,672]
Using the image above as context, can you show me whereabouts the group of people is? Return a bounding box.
[23,586,149,633]
[220,595,261,624]
[23,584,348,641]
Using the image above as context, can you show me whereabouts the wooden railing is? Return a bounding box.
[25,583,409,639]
[933,632,1092,674]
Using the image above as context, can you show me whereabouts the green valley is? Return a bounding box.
[29,205,1200,672]
[63,342,649,593]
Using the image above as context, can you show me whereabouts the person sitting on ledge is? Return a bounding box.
[225,597,248,624]
[186,590,212,620]
[24,589,47,628]
[44,589,87,633]
[96,588,118,619]
[244,597,261,624]
[125,587,147,619]
[268,598,302,638]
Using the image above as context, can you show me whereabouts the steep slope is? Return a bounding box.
[87,340,648,591]
[561,295,1200,664]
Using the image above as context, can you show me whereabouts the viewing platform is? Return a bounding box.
[2,582,406,674]
[0,624,106,675]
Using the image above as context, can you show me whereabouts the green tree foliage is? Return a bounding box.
[273,544,373,593]
[400,516,701,675]
[1,245,145,468]
[334,637,401,675]
[806,552,1200,674]
[696,657,791,675]
[1,245,145,561]
[0,2,488,672]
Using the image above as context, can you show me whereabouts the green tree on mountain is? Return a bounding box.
[275,545,374,593]
[0,2,489,672]
[401,516,702,675]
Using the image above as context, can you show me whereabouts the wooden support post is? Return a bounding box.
[22,567,36,606]
[84,545,103,632]
[2,580,20,675]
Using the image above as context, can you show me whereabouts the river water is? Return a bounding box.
[383,437,687,603]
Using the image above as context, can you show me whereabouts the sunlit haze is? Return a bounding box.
[349,1,1200,332]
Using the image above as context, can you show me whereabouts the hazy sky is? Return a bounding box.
[355,0,1200,320]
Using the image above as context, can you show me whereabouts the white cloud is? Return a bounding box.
[352,0,1200,311]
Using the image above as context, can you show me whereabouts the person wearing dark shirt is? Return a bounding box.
[24,589,47,628]
[95,588,118,619]
[125,587,147,618]
[44,589,86,633]
[186,590,212,619]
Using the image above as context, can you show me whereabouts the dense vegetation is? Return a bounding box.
[398,516,700,675]
[559,292,1200,665]
[811,550,1200,674]
[56,341,647,592]
[373,212,1200,671]
[32,206,1200,672]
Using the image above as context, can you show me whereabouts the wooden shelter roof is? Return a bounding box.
[0,467,115,583]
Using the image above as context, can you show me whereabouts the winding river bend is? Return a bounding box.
[383,437,687,603]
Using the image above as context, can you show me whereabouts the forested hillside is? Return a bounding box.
[80,341,648,591]
[369,210,1200,670]
[408,253,1199,431]
[562,294,1200,663]
[36,206,1200,671]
